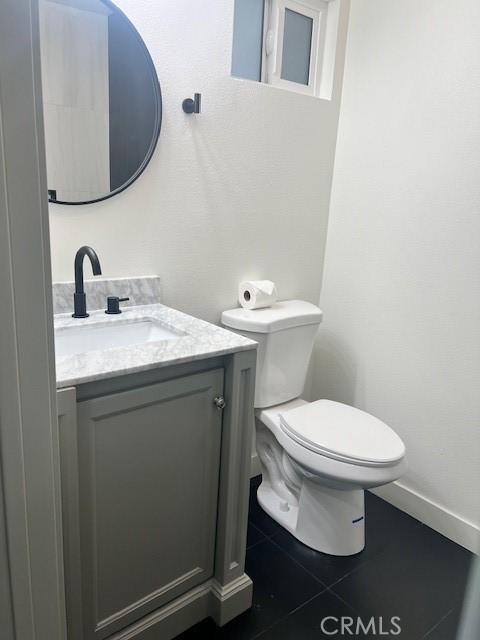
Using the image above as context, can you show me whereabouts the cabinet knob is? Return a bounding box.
[214,396,226,410]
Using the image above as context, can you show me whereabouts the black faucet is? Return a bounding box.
[72,246,102,318]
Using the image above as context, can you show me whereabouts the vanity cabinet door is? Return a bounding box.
[71,369,224,640]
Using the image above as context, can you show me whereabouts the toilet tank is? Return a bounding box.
[222,300,322,408]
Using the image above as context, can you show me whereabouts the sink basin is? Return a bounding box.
[55,318,185,358]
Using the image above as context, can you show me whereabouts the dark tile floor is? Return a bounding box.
[176,476,473,640]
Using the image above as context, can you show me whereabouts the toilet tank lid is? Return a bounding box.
[221,300,323,333]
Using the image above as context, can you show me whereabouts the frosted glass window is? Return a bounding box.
[231,0,336,99]
[231,0,265,82]
[281,9,313,85]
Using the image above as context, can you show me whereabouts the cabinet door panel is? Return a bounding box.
[75,369,224,639]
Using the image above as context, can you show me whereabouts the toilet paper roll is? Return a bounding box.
[238,280,278,310]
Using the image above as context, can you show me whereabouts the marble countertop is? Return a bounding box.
[55,303,256,388]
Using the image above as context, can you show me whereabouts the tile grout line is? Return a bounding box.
[268,535,329,588]
[421,606,456,639]
[323,586,364,616]
[249,513,376,591]
[249,519,419,617]
[250,588,330,640]
[246,537,268,552]
[247,484,469,640]
[263,521,374,591]
[246,520,269,551]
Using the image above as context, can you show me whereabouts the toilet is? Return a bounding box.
[222,300,407,556]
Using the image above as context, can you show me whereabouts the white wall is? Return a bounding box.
[49,0,349,324]
[313,0,480,550]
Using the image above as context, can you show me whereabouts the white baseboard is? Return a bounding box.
[250,453,479,554]
[371,481,479,554]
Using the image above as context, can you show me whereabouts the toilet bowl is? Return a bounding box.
[222,300,407,556]
[256,398,406,555]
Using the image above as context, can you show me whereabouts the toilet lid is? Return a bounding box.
[279,400,405,466]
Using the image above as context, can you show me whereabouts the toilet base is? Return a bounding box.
[255,419,366,555]
[257,478,365,556]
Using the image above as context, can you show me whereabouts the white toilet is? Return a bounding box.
[222,300,407,556]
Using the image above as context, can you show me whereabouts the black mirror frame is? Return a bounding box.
[48,0,162,206]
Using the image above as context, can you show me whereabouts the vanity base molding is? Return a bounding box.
[210,574,253,627]
[108,574,253,640]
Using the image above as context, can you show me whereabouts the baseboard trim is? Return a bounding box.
[371,481,479,554]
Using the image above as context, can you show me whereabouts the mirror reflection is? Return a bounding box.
[39,0,161,205]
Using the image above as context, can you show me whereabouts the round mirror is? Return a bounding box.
[39,0,161,205]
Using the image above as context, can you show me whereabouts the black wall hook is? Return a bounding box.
[182,93,201,114]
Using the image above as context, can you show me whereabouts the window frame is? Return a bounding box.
[264,0,330,97]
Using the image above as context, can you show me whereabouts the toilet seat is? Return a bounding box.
[257,399,408,491]
[279,400,405,467]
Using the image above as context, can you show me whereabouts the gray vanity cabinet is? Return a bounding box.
[58,349,256,640]
[63,369,225,640]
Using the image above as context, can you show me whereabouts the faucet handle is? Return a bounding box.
[105,296,130,315]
